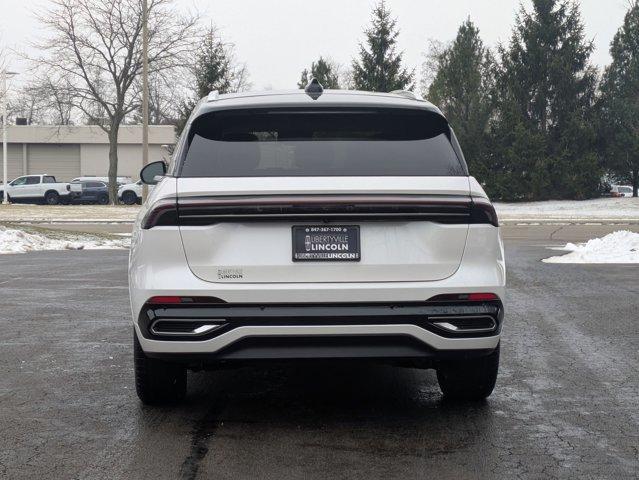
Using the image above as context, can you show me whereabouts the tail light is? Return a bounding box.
[469,197,499,227]
[141,198,178,229]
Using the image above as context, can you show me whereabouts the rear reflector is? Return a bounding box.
[146,296,227,305]
[429,292,500,302]
[467,293,499,301]
[148,296,182,304]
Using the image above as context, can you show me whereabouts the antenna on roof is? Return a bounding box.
[207,90,219,102]
[304,78,324,100]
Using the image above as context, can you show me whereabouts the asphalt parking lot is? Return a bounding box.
[1,225,638,479]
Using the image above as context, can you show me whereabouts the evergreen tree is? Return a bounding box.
[298,69,309,89]
[599,1,639,196]
[423,19,494,181]
[298,57,341,89]
[192,26,235,98]
[177,26,249,133]
[352,1,414,92]
[491,0,600,200]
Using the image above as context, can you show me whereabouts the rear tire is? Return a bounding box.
[122,190,137,205]
[44,191,60,205]
[97,193,109,205]
[437,345,499,401]
[134,331,187,405]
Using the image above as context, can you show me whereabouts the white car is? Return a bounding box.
[118,181,142,205]
[129,83,506,404]
[71,176,132,185]
[610,185,634,197]
[0,174,80,204]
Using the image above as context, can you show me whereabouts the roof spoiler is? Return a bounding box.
[389,90,423,101]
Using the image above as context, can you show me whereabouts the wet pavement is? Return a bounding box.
[0,226,638,479]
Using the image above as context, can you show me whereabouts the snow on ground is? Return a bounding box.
[495,197,639,222]
[543,231,639,264]
[0,204,139,223]
[0,226,130,254]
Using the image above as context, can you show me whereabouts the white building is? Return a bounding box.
[0,125,176,182]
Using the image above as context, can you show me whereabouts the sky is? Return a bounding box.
[0,0,631,91]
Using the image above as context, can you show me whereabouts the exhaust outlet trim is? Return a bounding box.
[430,315,497,334]
[150,319,226,337]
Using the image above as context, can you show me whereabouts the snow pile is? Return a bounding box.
[543,231,639,264]
[0,226,129,254]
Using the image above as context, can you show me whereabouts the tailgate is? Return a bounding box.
[177,177,470,284]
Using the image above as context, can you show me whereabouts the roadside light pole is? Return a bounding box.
[2,70,18,205]
[141,0,149,202]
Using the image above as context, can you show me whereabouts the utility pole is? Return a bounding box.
[2,70,18,205]
[141,0,149,202]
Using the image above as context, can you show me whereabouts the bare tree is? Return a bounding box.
[11,74,77,125]
[0,35,9,118]
[130,70,182,125]
[32,0,199,203]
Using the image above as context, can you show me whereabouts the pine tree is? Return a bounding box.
[298,69,309,89]
[192,26,235,98]
[491,0,600,200]
[176,26,249,133]
[297,57,341,89]
[423,19,494,181]
[599,1,639,196]
[352,1,414,92]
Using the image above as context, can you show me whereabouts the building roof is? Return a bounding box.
[6,125,175,145]
[196,89,443,117]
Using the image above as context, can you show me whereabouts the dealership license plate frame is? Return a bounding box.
[292,225,361,262]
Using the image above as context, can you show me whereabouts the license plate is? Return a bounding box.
[292,225,361,262]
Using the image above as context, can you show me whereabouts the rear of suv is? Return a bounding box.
[129,85,505,404]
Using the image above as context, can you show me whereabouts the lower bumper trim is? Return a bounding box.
[144,334,499,365]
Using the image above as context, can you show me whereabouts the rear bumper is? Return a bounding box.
[129,223,506,363]
[135,301,503,362]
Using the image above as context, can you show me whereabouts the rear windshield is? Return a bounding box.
[178,108,467,177]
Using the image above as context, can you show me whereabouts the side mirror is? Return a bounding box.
[140,161,167,185]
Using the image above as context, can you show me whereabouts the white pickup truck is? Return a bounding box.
[0,174,81,205]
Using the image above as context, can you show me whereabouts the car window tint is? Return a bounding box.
[26,176,41,185]
[180,108,468,177]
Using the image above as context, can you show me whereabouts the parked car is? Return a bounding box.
[129,84,506,405]
[71,176,132,186]
[117,180,143,205]
[0,174,81,205]
[118,180,154,205]
[610,185,634,197]
[70,180,110,205]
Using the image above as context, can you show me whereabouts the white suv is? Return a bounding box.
[129,83,506,404]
